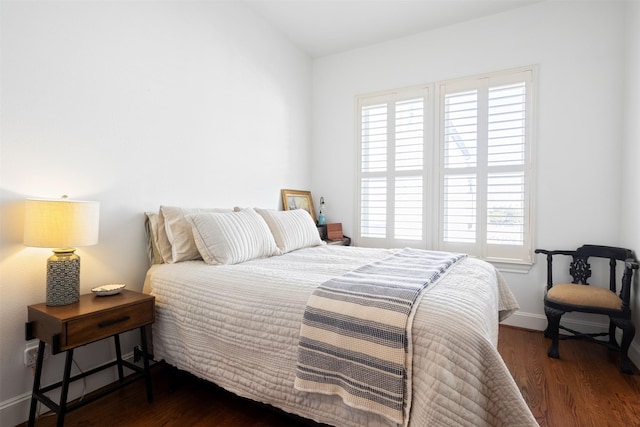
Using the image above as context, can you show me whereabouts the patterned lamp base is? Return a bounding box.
[46,249,80,306]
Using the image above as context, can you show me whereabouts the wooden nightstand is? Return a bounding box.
[317,223,351,246]
[25,289,155,427]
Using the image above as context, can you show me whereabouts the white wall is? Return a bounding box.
[621,1,640,356]
[0,1,311,425]
[311,0,634,351]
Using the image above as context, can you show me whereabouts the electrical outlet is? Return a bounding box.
[24,341,47,366]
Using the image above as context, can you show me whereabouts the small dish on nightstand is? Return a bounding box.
[91,283,126,296]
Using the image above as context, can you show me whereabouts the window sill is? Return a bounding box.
[485,258,534,274]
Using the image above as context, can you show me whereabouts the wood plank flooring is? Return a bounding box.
[498,326,640,427]
[20,326,640,427]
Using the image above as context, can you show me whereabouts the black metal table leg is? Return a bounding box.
[139,326,153,403]
[27,341,46,427]
[57,349,74,427]
[114,334,124,382]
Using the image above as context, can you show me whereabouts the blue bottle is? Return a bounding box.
[318,197,326,225]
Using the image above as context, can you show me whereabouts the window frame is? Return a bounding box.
[435,67,536,268]
[354,85,434,249]
[354,66,536,271]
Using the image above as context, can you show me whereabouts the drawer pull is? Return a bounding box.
[99,316,130,328]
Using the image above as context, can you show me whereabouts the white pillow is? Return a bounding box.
[154,211,172,264]
[256,208,324,254]
[144,212,164,265]
[159,205,233,263]
[186,209,281,265]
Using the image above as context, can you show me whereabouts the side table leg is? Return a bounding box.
[57,349,74,427]
[114,334,124,382]
[27,341,46,427]
[140,326,153,403]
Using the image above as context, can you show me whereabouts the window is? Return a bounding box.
[357,87,431,248]
[355,67,535,266]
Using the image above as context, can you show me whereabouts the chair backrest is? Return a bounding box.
[570,245,634,290]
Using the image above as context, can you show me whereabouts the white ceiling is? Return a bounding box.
[245,0,544,58]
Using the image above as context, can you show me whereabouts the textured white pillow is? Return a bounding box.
[159,206,234,263]
[256,208,324,254]
[154,210,172,264]
[186,209,281,265]
[144,212,164,265]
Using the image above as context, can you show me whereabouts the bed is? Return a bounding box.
[142,206,537,427]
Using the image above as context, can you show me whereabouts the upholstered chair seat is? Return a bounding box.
[546,284,622,311]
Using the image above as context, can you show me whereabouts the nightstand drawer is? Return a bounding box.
[65,299,153,348]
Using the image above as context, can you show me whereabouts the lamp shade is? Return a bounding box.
[24,198,100,249]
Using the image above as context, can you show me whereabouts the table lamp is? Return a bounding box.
[24,196,100,306]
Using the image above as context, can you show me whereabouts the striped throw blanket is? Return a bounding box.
[294,248,466,425]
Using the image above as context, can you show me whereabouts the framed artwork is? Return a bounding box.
[281,189,316,222]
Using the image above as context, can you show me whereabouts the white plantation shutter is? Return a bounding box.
[360,103,388,239]
[442,88,478,245]
[439,69,533,263]
[395,175,423,240]
[443,174,476,243]
[394,98,424,241]
[356,67,534,265]
[486,82,526,248]
[444,90,478,169]
[360,176,386,238]
[395,98,424,171]
[361,104,387,173]
[487,172,524,245]
[357,88,430,247]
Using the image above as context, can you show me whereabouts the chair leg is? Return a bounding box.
[545,306,563,359]
[616,319,636,374]
[608,320,618,349]
[543,322,552,338]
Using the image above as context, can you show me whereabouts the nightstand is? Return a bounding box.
[25,289,155,427]
[317,223,351,246]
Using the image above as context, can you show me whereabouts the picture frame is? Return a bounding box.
[281,189,316,222]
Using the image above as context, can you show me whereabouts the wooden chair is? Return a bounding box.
[535,244,639,374]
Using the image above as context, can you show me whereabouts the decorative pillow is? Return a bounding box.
[155,209,172,263]
[144,212,164,265]
[159,205,233,263]
[186,209,281,265]
[256,208,324,254]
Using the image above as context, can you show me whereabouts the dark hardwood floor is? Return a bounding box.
[20,326,640,427]
[498,326,640,427]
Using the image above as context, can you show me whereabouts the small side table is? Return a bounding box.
[317,224,351,246]
[25,289,155,426]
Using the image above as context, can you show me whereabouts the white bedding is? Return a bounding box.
[144,245,537,426]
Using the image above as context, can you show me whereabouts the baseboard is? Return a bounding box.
[501,311,640,370]
[0,390,32,427]
[0,351,136,427]
[500,310,548,331]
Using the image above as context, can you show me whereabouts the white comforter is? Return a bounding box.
[144,245,537,427]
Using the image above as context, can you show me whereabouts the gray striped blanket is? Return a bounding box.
[294,248,467,425]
